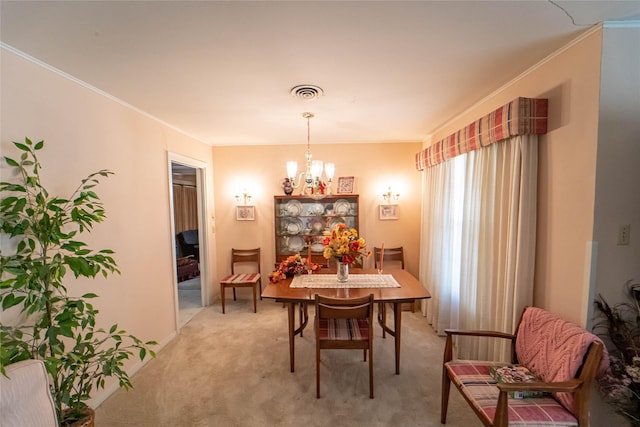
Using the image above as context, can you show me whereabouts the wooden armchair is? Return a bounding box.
[441,306,606,426]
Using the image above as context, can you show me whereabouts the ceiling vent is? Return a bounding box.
[290,84,324,101]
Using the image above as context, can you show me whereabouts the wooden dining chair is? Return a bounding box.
[373,246,405,270]
[373,246,413,332]
[314,293,374,399]
[220,248,261,313]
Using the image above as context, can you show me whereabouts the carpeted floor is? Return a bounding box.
[178,276,202,328]
[95,295,480,426]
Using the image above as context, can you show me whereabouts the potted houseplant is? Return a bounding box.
[593,281,640,426]
[0,138,156,426]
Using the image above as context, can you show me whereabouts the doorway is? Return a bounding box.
[169,154,208,329]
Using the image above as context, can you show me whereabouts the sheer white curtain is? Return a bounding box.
[420,135,537,360]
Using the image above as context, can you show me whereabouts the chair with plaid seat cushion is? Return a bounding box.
[441,306,606,426]
[314,293,374,399]
[220,248,261,314]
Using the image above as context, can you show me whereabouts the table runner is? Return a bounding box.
[289,274,400,289]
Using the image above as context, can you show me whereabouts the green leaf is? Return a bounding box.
[4,157,19,167]
[81,293,98,299]
[2,294,26,310]
[14,142,29,151]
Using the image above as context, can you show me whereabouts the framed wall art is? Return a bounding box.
[337,176,355,194]
[379,204,398,220]
[236,205,255,221]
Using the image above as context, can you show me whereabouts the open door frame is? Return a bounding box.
[167,152,209,331]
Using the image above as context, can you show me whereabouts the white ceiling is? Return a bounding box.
[2,1,639,146]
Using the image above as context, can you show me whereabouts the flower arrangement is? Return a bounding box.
[593,281,640,425]
[322,223,371,266]
[269,254,319,283]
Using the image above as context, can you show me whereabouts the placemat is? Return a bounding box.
[290,274,400,289]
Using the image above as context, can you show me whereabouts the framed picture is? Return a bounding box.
[379,204,398,220]
[337,176,355,194]
[236,205,255,221]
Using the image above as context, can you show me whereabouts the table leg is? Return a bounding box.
[287,302,296,372]
[393,302,402,375]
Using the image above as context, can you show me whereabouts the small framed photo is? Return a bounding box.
[337,176,355,194]
[379,204,398,220]
[236,205,255,221]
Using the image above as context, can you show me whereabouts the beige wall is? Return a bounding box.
[0,48,216,405]
[211,142,423,283]
[427,28,604,326]
[592,25,640,307]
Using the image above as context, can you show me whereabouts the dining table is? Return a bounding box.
[261,268,431,375]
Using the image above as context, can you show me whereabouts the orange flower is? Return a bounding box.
[322,224,370,266]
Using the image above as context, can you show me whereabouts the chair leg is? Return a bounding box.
[379,302,387,338]
[369,346,374,399]
[252,284,257,313]
[259,279,263,300]
[316,345,321,398]
[233,287,237,301]
[441,369,451,423]
[220,284,226,314]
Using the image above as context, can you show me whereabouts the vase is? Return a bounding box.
[337,261,349,283]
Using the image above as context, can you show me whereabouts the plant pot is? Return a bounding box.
[62,408,95,427]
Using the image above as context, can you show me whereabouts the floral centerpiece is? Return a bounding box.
[593,281,640,425]
[322,223,371,266]
[269,254,319,283]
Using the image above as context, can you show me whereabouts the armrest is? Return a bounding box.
[443,329,516,363]
[497,378,582,394]
[494,379,583,426]
[444,329,515,340]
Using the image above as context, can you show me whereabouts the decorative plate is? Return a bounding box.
[288,236,304,252]
[309,203,324,216]
[329,217,346,229]
[285,218,303,235]
[309,218,325,234]
[334,199,351,216]
[311,241,325,253]
[285,200,303,216]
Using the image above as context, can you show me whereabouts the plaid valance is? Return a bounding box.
[415,97,548,170]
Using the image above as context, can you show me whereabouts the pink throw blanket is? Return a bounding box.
[515,307,608,414]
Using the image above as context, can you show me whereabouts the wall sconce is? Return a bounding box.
[382,186,400,204]
[235,189,252,205]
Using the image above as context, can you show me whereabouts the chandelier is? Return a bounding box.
[286,112,335,196]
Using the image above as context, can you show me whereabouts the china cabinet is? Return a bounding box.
[274,195,359,266]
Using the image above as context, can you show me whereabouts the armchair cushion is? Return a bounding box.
[177,229,199,261]
[445,360,578,426]
[180,229,198,245]
[515,307,609,412]
[0,359,58,427]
